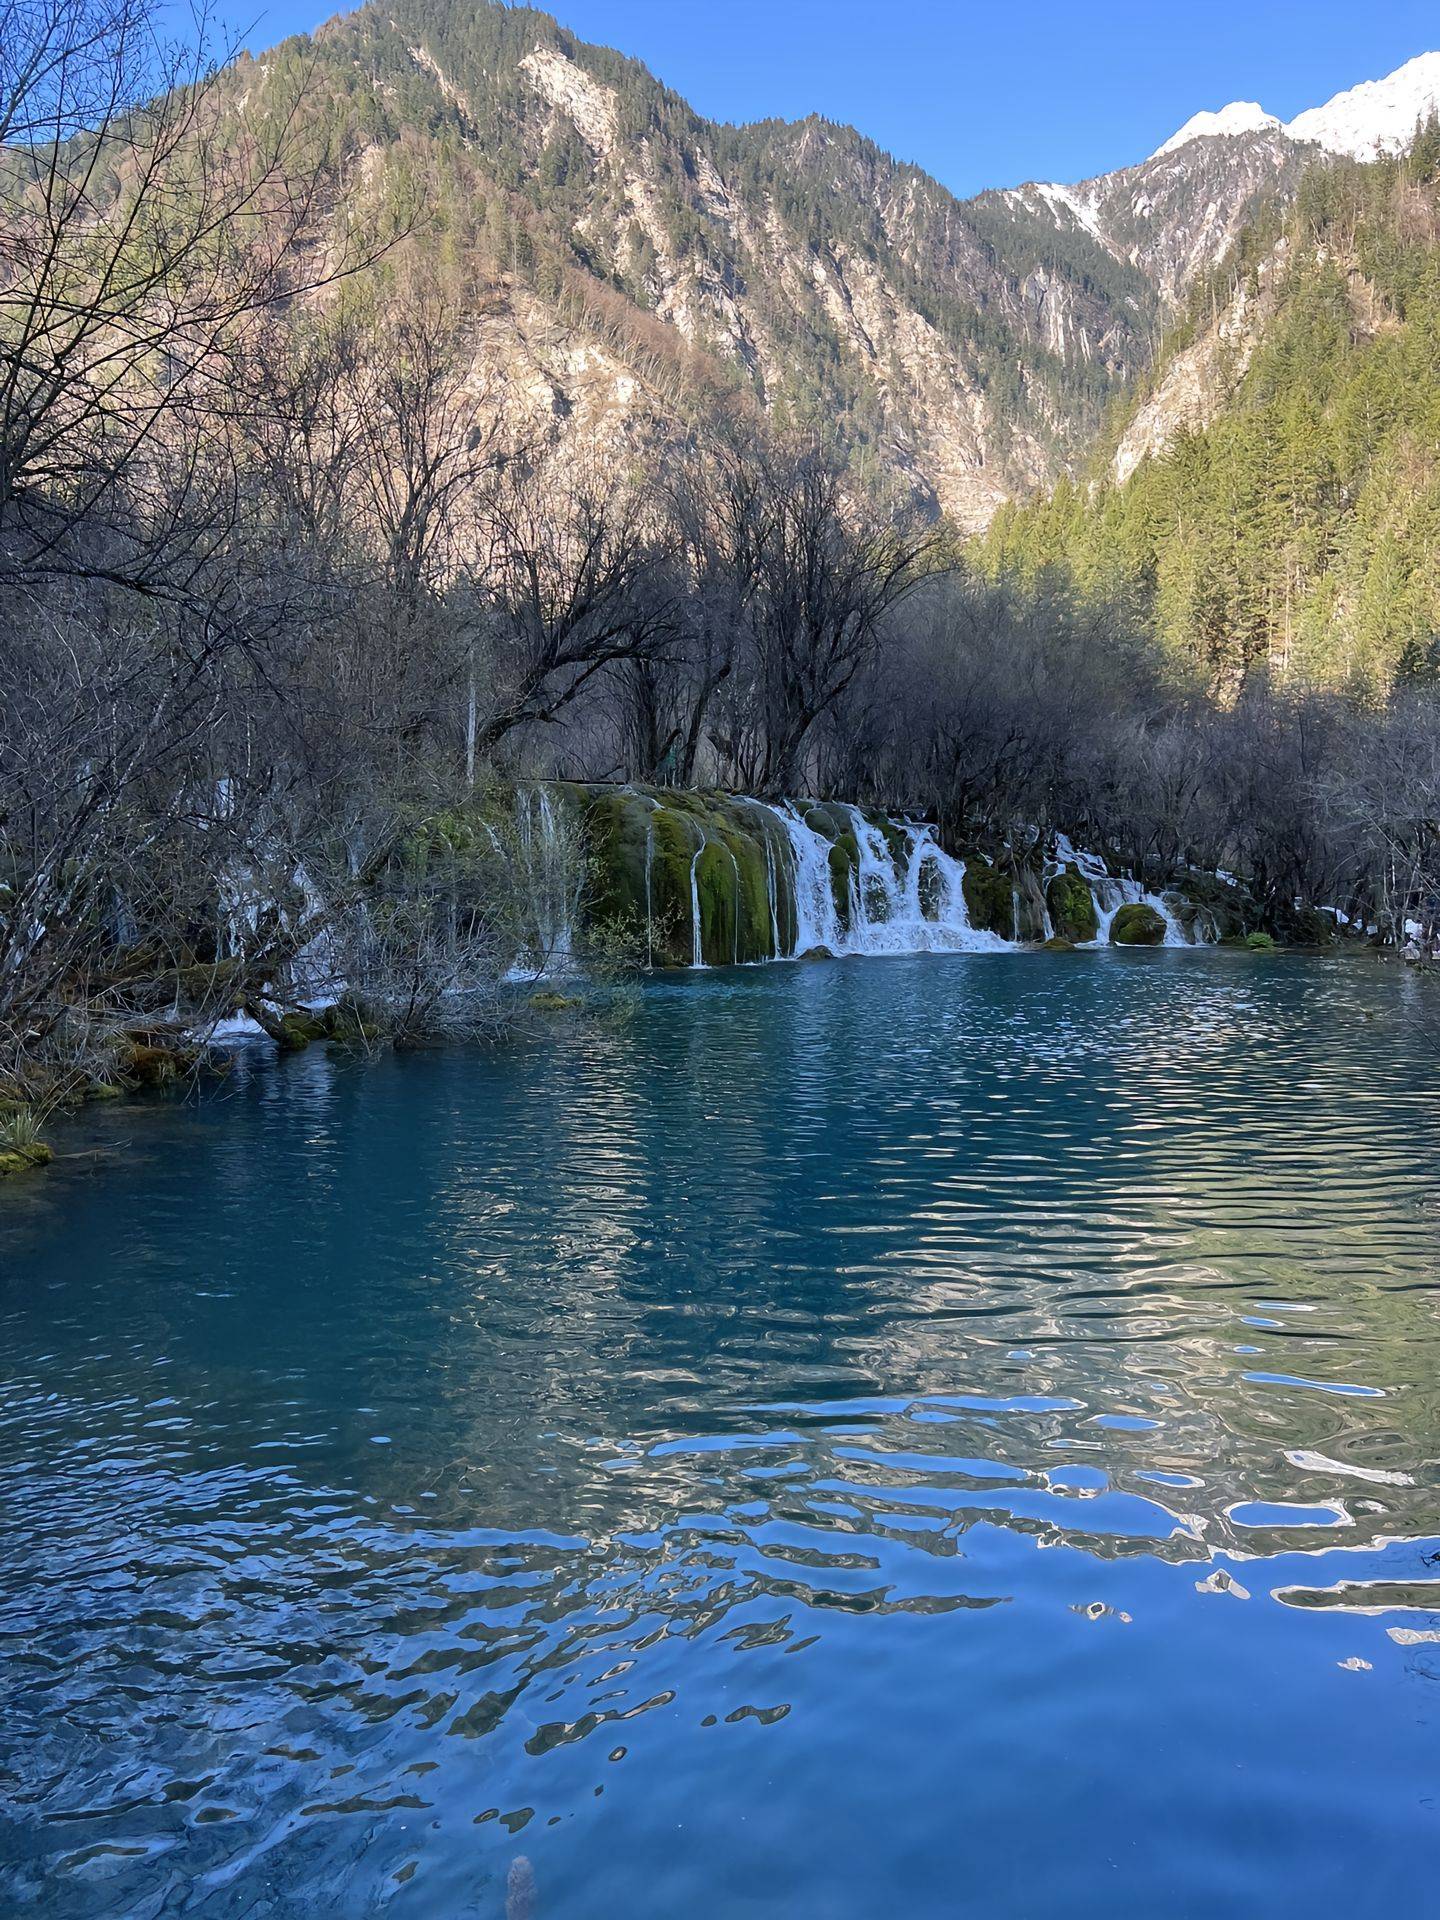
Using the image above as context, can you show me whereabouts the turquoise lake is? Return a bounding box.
[1,949,1437,1916]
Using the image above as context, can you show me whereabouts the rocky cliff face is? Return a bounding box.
[991,129,1311,311]
[247,7,1439,525]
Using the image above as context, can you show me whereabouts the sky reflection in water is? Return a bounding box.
[1,949,1437,1916]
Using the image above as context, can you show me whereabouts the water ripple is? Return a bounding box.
[1,950,1437,1916]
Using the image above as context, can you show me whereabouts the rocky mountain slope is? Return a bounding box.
[242,7,1440,526]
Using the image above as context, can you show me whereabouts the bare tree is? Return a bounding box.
[719,441,941,793]
[472,447,677,757]
[1318,691,1440,947]
[0,0,397,1093]
[0,0,393,594]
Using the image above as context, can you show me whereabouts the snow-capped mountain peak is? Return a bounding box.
[1153,102,1279,160]
[1285,51,1440,159]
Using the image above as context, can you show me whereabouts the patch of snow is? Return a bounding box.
[1286,51,1440,160]
[1152,101,1280,159]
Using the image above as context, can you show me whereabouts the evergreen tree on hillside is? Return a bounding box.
[978,131,1440,692]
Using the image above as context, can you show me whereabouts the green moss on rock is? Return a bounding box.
[121,1041,200,1087]
[579,787,791,968]
[0,1142,52,1177]
[1169,872,1250,942]
[647,806,704,967]
[962,856,1014,937]
[694,840,738,964]
[1110,903,1166,946]
[827,837,857,932]
[582,790,652,942]
[803,804,844,843]
[917,851,944,922]
[324,1002,383,1046]
[866,810,911,880]
[1046,864,1099,943]
[277,1011,329,1052]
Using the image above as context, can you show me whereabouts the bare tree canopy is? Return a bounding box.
[0,0,394,591]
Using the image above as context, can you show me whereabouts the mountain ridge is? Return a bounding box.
[231,7,1440,526]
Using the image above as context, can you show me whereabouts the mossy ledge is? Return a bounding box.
[573,786,797,968]
[961,855,1015,938]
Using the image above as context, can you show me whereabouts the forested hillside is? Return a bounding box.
[982,127,1440,689]
[239,0,1164,527]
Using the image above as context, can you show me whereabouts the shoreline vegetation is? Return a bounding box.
[3,7,1438,1181]
[0,774,1407,1184]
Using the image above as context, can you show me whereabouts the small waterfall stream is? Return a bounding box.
[1050,834,1191,947]
[755,803,1009,957]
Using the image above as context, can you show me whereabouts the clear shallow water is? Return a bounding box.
[1,949,1438,1918]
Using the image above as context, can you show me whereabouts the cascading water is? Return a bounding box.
[504,787,1211,971]
[689,837,705,969]
[758,803,1010,957]
[509,787,587,979]
[1050,834,1193,947]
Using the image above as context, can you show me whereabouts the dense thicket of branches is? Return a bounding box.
[2,2,1438,1103]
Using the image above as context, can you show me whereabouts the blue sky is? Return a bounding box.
[222,1,1440,196]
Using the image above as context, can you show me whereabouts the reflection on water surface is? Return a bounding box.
[1,950,1437,1916]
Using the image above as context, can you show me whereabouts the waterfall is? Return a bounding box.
[756,803,1008,957]
[502,787,1211,976]
[644,815,654,970]
[1050,834,1192,947]
[689,835,705,969]
[763,829,780,958]
[511,787,583,978]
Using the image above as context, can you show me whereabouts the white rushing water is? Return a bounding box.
[759,802,1008,958]
[1049,834,1193,948]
